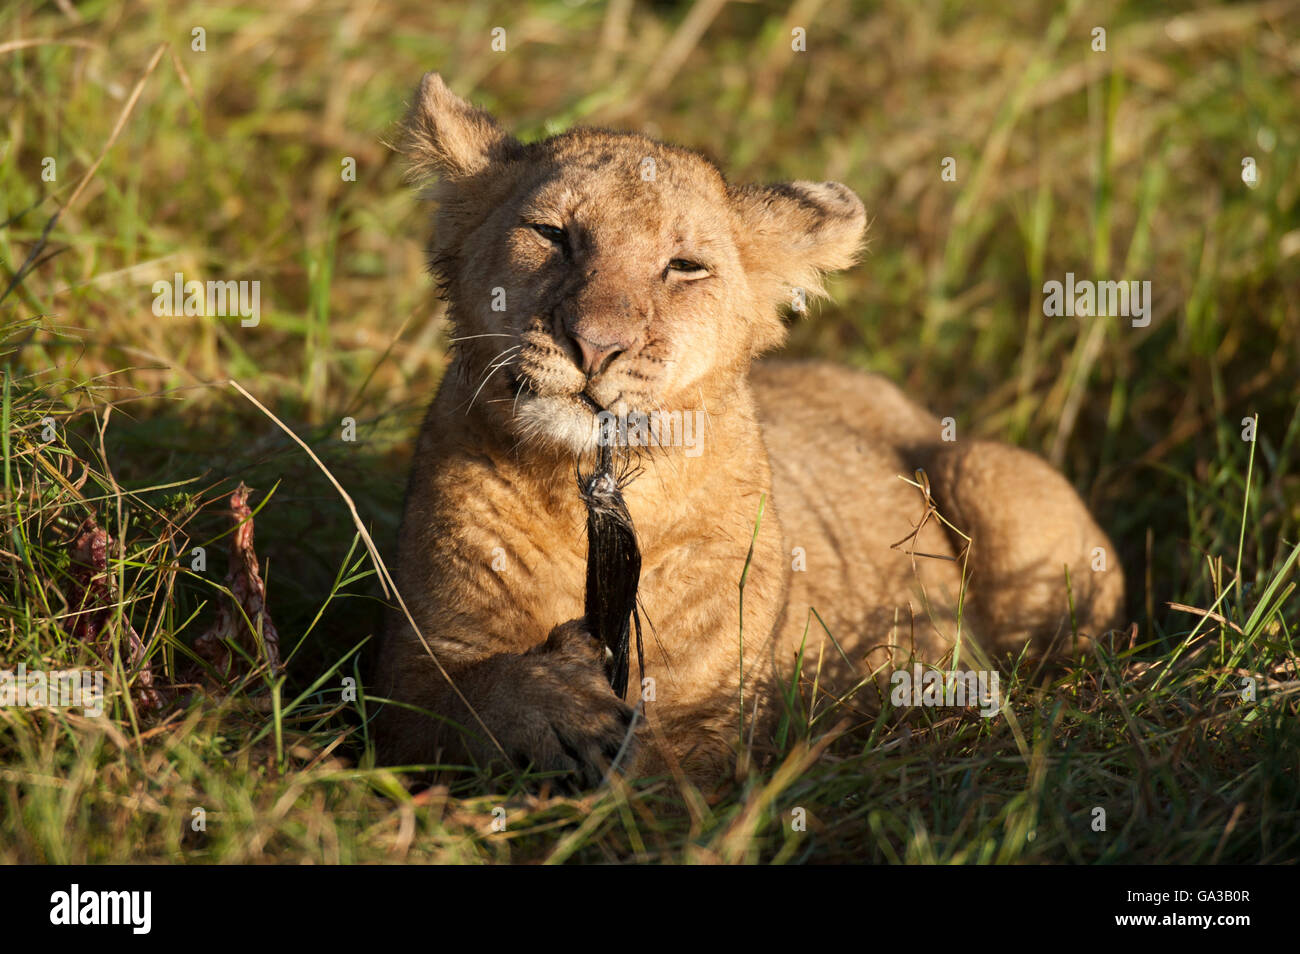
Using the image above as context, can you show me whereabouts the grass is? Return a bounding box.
[1,0,1298,863]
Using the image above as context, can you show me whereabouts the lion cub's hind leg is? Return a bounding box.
[912,440,1125,658]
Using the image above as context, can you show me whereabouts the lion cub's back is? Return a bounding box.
[750,360,940,451]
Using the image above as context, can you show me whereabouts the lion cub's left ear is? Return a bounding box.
[401,72,520,182]
[729,180,867,308]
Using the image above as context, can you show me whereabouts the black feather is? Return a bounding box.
[578,440,643,700]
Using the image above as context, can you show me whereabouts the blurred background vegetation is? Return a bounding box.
[1,0,1297,862]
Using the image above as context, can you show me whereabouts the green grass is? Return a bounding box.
[1,0,1298,863]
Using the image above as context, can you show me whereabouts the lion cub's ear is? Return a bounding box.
[729,181,867,307]
[401,72,520,181]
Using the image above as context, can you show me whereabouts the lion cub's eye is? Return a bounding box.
[667,259,709,279]
[529,223,566,245]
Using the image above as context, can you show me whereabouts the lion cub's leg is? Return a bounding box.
[913,440,1125,657]
[376,618,638,787]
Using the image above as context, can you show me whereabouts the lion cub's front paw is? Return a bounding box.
[475,621,637,788]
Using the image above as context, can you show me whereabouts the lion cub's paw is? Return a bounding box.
[482,621,636,788]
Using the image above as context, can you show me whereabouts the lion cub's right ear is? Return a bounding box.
[401,72,520,181]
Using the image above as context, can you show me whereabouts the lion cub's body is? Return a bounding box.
[375,74,1124,782]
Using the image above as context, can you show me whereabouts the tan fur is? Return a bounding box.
[375,73,1125,784]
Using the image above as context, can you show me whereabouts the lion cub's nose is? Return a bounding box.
[569,331,625,378]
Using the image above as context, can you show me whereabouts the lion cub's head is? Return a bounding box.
[401,73,866,454]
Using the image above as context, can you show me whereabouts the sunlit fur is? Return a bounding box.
[375,73,1125,784]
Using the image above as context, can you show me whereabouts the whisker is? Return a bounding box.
[466,350,520,415]
[454,345,520,415]
[511,378,527,419]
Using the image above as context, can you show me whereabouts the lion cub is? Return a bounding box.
[375,73,1124,784]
